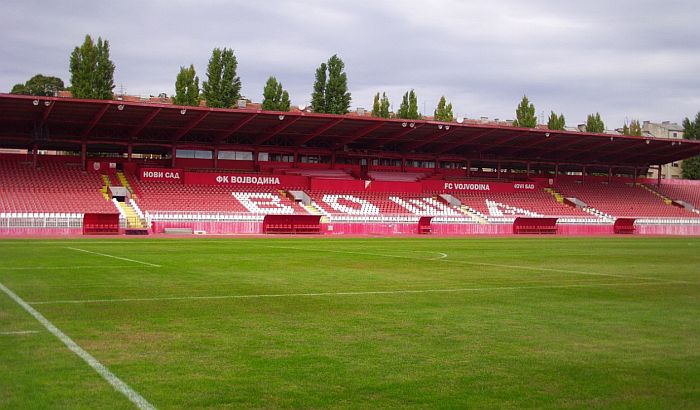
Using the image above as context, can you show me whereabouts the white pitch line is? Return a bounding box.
[0,330,40,335]
[28,281,675,305]
[267,246,691,284]
[0,266,155,271]
[0,282,155,410]
[65,247,161,267]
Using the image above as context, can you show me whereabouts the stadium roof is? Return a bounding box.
[1,93,698,168]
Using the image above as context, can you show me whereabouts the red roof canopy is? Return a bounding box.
[1,94,698,168]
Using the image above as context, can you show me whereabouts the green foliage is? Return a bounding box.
[172,65,200,107]
[434,96,454,122]
[69,34,115,99]
[202,47,241,108]
[261,76,291,112]
[310,55,351,114]
[586,112,605,133]
[311,63,327,113]
[622,120,642,136]
[546,111,566,131]
[397,89,421,120]
[629,120,642,136]
[513,95,537,128]
[371,92,390,118]
[682,157,700,179]
[682,112,700,179]
[10,74,65,96]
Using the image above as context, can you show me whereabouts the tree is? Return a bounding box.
[397,90,421,120]
[371,92,390,118]
[172,65,200,107]
[513,95,536,128]
[310,54,351,114]
[11,74,65,96]
[434,96,454,122]
[69,34,115,99]
[261,76,291,111]
[629,119,642,136]
[682,112,700,179]
[586,112,605,133]
[202,47,241,108]
[622,123,630,136]
[546,111,566,131]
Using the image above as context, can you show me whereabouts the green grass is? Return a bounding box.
[0,237,699,409]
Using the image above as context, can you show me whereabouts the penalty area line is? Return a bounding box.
[0,330,40,335]
[0,281,155,410]
[64,247,161,267]
[28,280,675,305]
[0,266,158,271]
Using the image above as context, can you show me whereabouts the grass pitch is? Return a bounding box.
[0,237,699,409]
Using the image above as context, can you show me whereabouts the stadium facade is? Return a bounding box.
[1,93,699,236]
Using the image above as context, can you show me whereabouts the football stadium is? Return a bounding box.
[0,93,699,408]
[2,2,700,408]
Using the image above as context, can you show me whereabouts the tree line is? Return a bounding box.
[9,33,658,128]
[9,33,700,178]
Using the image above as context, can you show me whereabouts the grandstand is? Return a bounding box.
[1,93,699,236]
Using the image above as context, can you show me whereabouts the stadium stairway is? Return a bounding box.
[117,171,136,198]
[459,205,487,224]
[640,184,673,205]
[116,201,145,228]
[544,187,565,204]
[100,174,111,200]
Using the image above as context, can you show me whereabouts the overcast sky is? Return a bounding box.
[2,0,699,128]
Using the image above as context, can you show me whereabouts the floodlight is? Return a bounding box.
[401,122,407,128]
[456,117,464,124]
[180,109,187,115]
[278,114,285,120]
[118,104,125,111]
[438,124,443,130]
[32,99,39,106]
[445,125,450,130]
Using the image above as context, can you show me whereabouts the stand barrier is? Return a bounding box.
[613,218,636,234]
[83,213,120,235]
[263,215,322,234]
[513,217,558,234]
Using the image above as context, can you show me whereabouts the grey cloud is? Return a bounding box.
[1,0,699,127]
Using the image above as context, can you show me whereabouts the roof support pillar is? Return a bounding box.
[401,156,406,172]
[331,151,336,169]
[633,167,638,184]
[582,166,586,182]
[657,164,662,187]
[32,143,38,168]
[171,145,176,168]
[81,142,87,171]
[526,161,531,178]
[213,146,219,170]
[555,163,559,178]
[466,160,471,178]
[253,148,260,172]
[127,144,133,162]
[497,161,502,179]
[608,167,613,184]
